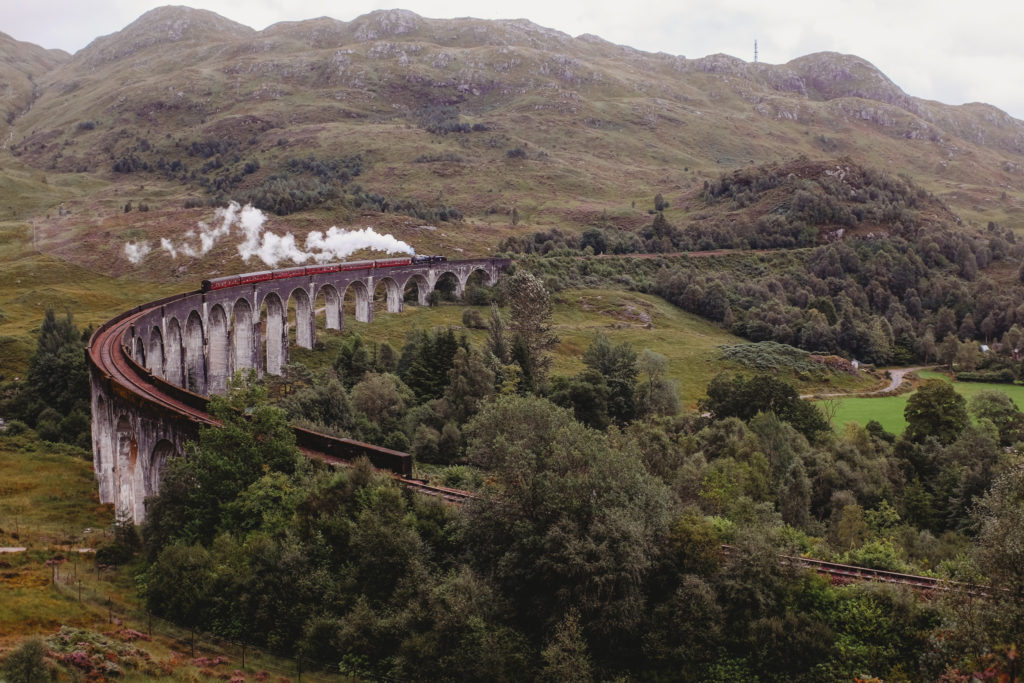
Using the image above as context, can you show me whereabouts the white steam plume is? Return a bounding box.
[124,241,151,264]
[305,226,416,263]
[160,238,177,259]
[161,202,241,259]
[151,201,414,268]
[247,231,312,268]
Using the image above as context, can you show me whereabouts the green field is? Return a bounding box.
[829,393,913,435]
[828,370,1024,435]
[0,434,113,638]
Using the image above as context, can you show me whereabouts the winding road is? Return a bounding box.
[802,366,925,400]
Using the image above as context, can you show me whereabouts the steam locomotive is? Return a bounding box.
[200,255,447,293]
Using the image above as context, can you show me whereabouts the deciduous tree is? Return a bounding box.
[506,271,558,383]
[582,333,638,424]
[462,395,671,659]
[903,380,968,444]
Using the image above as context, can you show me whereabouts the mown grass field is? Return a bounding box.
[830,393,913,435]
[828,369,1024,435]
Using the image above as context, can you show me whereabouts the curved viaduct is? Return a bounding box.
[88,258,508,522]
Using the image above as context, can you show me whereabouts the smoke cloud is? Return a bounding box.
[124,202,415,268]
[124,241,151,264]
[305,227,418,263]
[160,238,177,259]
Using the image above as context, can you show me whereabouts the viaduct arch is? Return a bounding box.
[89,258,508,523]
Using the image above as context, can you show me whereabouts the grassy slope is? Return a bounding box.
[0,436,110,640]
[292,288,878,407]
[6,10,1024,284]
[0,432,338,679]
[0,163,184,374]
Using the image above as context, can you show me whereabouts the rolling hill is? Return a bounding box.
[1,7,1022,265]
[1,6,1024,370]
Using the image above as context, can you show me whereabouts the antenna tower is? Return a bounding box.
[754,40,758,63]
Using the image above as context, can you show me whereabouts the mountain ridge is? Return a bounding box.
[12,6,1017,121]
[3,4,1024,273]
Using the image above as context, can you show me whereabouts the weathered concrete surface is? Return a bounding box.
[124,258,504,397]
[91,258,508,523]
[90,363,199,522]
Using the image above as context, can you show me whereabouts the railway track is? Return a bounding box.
[88,298,473,504]
[783,554,946,592]
[91,297,971,590]
[721,544,975,593]
[92,307,217,426]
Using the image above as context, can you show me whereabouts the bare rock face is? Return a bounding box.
[261,17,349,49]
[755,65,809,97]
[77,6,255,65]
[690,53,749,75]
[786,52,918,114]
[351,9,424,41]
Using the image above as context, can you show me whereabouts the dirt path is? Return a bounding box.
[802,366,926,399]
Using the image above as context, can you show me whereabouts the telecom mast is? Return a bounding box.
[754,40,758,63]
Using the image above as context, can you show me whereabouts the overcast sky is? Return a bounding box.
[6,0,1024,120]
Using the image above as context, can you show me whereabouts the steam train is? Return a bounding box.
[200,255,447,293]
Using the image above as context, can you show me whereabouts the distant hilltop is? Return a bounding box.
[2,5,1023,251]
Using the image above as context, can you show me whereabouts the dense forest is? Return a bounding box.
[503,160,1024,372]
[8,8,1024,679]
[5,159,1024,678]
[0,309,92,449]
[110,270,1023,680]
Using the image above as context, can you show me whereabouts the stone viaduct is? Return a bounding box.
[89,258,508,522]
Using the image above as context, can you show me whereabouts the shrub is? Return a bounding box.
[35,407,63,442]
[3,419,28,435]
[415,105,471,134]
[464,285,493,306]
[957,369,1015,383]
[443,464,483,489]
[717,342,824,375]
[462,309,486,329]
[1,637,49,683]
[95,542,134,566]
[414,152,464,163]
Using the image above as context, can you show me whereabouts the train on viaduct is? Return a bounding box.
[88,256,509,523]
